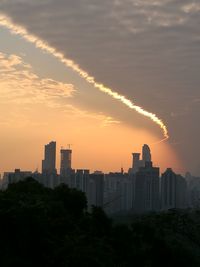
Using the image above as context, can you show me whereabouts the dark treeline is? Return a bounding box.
[1,178,200,266]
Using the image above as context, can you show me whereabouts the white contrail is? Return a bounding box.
[0,14,169,140]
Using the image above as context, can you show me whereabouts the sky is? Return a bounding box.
[0,0,199,175]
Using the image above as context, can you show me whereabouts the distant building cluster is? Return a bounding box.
[1,141,199,214]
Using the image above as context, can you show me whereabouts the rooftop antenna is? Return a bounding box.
[121,162,124,174]
[67,144,73,149]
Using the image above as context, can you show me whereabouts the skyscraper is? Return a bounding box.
[142,144,151,163]
[60,148,72,176]
[130,145,152,174]
[42,141,56,175]
[134,161,160,213]
[75,169,90,193]
[161,168,187,210]
[88,172,104,207]
[132,153,140,172]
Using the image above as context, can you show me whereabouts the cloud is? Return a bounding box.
[0,51,120,129]
[0,14,169,139]
[0,1,200,172]
[0,53,23,68]
[0,52,75,106]
[182,3,200,13]
[0,0,199,107]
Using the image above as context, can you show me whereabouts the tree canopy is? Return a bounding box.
[1,178,200,266]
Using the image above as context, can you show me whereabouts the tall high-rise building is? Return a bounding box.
[132,153,140,172]
[130,145,152,175]
[187,175,200,208]
[129,153,143,174]
[60,149,72,176]
[142,144,151,163]
[88,172,104,207]
[1,169,32,189]
[161,168,187,210]
[104,172,134,214]
[134,161,160,213]
[42,141,56,175]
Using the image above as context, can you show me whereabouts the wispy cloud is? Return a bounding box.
[0,52,75,106]
[0,51,120,128]
[182,3,200,13]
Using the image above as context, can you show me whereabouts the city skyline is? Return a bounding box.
[0,142,191,214]
[0,141,188,176]
[0,1,200,175]
[0,138,192,176]
[1,2,200,266]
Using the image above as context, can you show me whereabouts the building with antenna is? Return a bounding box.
[0,141,190,214]
[60,148,72,176]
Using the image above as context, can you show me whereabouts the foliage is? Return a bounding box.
[1,178,200,266]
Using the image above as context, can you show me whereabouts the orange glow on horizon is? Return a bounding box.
[0,117,183,175]
[0,20,183,176]
[0,49,182,176]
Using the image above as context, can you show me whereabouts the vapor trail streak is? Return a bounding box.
[0,14,169,140]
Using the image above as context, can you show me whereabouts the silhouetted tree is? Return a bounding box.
[1,178,200,266]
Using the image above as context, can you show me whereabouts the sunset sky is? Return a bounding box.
[0,0,200,175]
